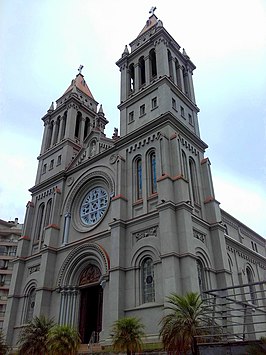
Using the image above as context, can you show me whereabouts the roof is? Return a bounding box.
[64,73,94,99]
[138,14,158,36]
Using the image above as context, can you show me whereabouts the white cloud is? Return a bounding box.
[212,170,266,236]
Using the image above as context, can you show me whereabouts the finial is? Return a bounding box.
[47,102,54,112]
[98,104,104,115]
[149,6,157,16]
[122,45,129,57]
[78,65,84,74]
[182,48,190,59]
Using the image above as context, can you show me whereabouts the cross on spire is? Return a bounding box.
[78,65,84,74]
[149,6,157,16]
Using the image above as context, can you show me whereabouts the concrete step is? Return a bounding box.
[78,343,104,354]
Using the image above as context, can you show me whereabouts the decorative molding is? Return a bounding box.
[28,264,40,275]
[67,177,74,186]
[227,245,266,270]
[222,215,239,230]
[133,226,158,242]
[99,142,113,153]
[36,186,59,201]
[179,135,198,156]
[126,132,161,154]
[57,242,110,287]
[193,229,206,244]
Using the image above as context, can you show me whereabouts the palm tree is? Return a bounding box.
[0,330,8,355]
[17,315,54,355]
[111,317,145,355]
[159,292,208,355]
[47,324,81,355]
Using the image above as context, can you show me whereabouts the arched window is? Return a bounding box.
[149,49,157,78]
[135,157,142,200]
[167,50,173,80]
[142,258,155,303]
[197,259,206,296]
[84,117,90,139]
[129,63,135,92]
[139,56,146,86]
[148,151,157,194]
[35,203,45,241]
[75,112,82,139]
[44,199,52,229]
[246,267,256,304]
[25,287,36,323]
[189,158,199,204]
[182,150,188,179]
[60,111,67,141]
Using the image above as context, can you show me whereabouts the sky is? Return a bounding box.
[0,0,265,236]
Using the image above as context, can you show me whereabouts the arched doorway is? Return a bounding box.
[79,264,103,343]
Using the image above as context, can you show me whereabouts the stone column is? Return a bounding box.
[144,55,150,84]
[134,63,140,92]
[155,38,169,78]
[40,121,49,153]
[62,212,71,245]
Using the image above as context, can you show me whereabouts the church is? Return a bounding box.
[4,11,266,349]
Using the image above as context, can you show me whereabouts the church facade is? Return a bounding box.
[4,13,266,347]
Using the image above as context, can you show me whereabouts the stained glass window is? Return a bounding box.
[80,187,108,226]
[151,152,157,194]
[136,158,142,200]
[142,258,155,303]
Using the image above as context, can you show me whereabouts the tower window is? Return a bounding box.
[129,111,134,123]
[149,49,157,78]
[42,164,47,174]
[188,113,194,126]
[172,98,177,111]
[251,241,258,252]
[49,159,54,170]
[129,63,135,92]
[140,104,146,117]
[57,155,61,166]
[139,56,146,86]
[151,97,158,109]
[168,50,173,80]
[180,106,185,117]
[75,112,82,139]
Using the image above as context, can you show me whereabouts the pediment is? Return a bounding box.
[67,132,114,170]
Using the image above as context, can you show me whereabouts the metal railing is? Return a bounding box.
[195,280,266,344]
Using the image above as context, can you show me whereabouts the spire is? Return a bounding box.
[64,71,94,99]
[138,14,158,36]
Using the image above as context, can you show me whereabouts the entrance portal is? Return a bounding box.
[78,264,103,343]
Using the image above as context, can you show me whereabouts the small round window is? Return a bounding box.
[80,187,108,226]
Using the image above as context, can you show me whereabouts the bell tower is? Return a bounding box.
[36,70,108,184]
[116,12,200,138]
